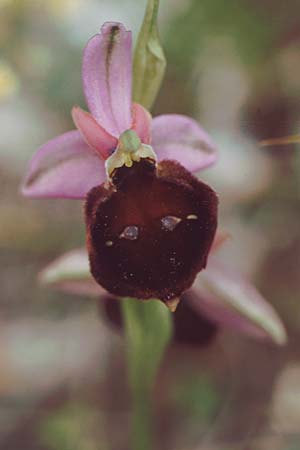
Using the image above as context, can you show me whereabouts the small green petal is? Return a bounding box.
[119,130,142,153]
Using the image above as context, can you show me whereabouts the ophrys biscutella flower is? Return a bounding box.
[22,22,218,308]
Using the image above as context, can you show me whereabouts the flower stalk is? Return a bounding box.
[122,298,172,450]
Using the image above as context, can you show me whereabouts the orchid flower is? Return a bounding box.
[22,22,219,309]
[22,22,286,345]
[39,236,287,346]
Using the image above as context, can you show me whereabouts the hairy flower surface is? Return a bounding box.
[86,159,217,302]
[22,22,219,306]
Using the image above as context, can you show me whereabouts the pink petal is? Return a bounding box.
[82,22,132,137]
[131,103,152,144]
[72,106,117,159]
[21,130,106,199]
[152,114,217,172]
[39,248,103,297]
[190,258,287,345]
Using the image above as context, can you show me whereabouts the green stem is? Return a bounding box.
[131,387,152,450]
[121,298,172,450]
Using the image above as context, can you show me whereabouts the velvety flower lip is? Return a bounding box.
[85,159,218,303]
[21,21,217,200]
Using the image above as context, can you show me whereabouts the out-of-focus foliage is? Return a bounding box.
[39,403,106,450]
[165,0,276,73]
[171,375,220,422]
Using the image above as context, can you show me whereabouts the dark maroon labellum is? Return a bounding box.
[85,159,218,303]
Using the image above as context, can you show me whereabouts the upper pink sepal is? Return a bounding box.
[21,130,106,199]
[151,114,217,173]
[131,103,152,144]
[72,106,117,159]
[82,22,132,137]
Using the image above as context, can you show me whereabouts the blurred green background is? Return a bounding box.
[1,0,300,449]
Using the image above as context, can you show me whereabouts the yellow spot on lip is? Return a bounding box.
[187,214,198,220]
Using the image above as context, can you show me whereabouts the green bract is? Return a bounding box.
[133,0,166,110]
